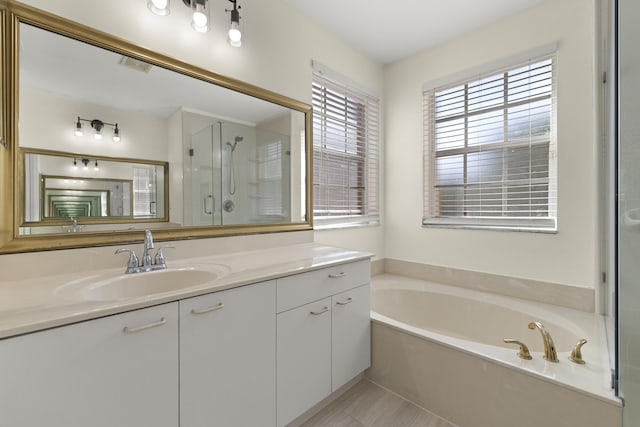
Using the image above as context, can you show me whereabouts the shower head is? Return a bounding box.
[226,136,244,152]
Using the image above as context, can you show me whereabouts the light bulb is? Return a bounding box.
[73,159,78,170]
[75,121,83,137]
[228,22,242,47]
[113,126,121,142]
[192,3,208,32]
[94,161,99,172]
[94,131,102,140]
[148,0,170,16]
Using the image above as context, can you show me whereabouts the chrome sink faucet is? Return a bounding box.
[115,230,173,274]
[528,321,559,362]
[141,230,154,267]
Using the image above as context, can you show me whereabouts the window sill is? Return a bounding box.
[314,218,380,231]
[422,216,557,233]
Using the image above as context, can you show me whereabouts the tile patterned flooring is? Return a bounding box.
[299,379,455,427]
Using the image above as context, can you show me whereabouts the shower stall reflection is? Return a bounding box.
[187,120,291,226]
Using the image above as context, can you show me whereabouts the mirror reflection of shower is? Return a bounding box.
[226,136,244,195]
[185,112,293,226]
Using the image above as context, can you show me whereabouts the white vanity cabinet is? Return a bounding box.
[331,284,371,391]
[0,252,371,427]
[179,280,276,427]
[276,260,371,427]
[0,302,179,427]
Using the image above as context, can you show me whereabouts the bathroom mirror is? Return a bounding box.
[0,2,312,253]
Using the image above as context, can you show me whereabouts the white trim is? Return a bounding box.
[422,42,559,92]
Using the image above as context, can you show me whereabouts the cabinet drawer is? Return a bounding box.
[276,259,370,313]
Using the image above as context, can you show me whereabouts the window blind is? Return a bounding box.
[312,70,380,227]
[257,139,285,218]
[133,166,157,218]
[423,55,557,231]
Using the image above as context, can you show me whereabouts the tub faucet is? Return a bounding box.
[528,321,559,362]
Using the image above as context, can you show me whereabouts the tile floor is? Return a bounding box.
[299,379,455,427]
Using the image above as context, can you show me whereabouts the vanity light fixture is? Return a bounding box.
[148,0,243,45]
[75,117,121,142]
[226,0,242,47]
[82,158,89,171]
[187,0,210,33]
[148,0,170,16]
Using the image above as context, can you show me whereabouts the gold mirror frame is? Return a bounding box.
[0,1,313,254]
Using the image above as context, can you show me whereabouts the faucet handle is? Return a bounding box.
[569,339,588,364]
[115,248,139,269]
[503,338,533,360]
[154,245,175,266]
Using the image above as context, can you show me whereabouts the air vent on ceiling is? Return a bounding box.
[119,56,153,73]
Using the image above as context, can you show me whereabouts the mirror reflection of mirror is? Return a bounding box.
[21,150,168,235]
[17,20,307,238]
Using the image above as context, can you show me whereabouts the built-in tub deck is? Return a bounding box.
[367,273,621,427]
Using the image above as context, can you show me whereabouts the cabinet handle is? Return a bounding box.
[328,272,346,278]
[191,302,225,315]
[336,297,353,306]
[123,317,167,334]
[310,307,329,316]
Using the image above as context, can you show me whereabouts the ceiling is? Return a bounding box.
[283,0,543,64]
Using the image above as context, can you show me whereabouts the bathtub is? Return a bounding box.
[366,274,621,427]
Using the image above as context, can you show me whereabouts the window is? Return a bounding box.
[312,69,380,228]
[423,55,557,231]
[256,136,286,220]
[133,165,157,218]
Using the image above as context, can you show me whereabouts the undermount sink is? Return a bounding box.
[56,267,226,302]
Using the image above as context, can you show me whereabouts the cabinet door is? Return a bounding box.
[0,302,179,427]
[180,281,276,427]
[332,284,371,391]
[277,298,332,427]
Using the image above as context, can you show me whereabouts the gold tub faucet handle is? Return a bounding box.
[503,338,533,360]
[569,339,588,364]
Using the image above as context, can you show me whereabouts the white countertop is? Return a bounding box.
[0,243,372,339]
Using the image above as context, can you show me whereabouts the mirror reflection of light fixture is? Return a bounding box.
[72,158,101,173]
[226,0,242,47]
[113,124,121,142]
[148,0,170,16]
[75,117,121,142]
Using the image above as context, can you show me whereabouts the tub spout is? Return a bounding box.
[528,321,559,362]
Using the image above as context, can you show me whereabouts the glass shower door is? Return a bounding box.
[190,124,222,226]
[618,0,640,424]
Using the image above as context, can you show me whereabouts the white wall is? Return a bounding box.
[20,89,168,161]
[384,0,599,288]
[15,0,385,258]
